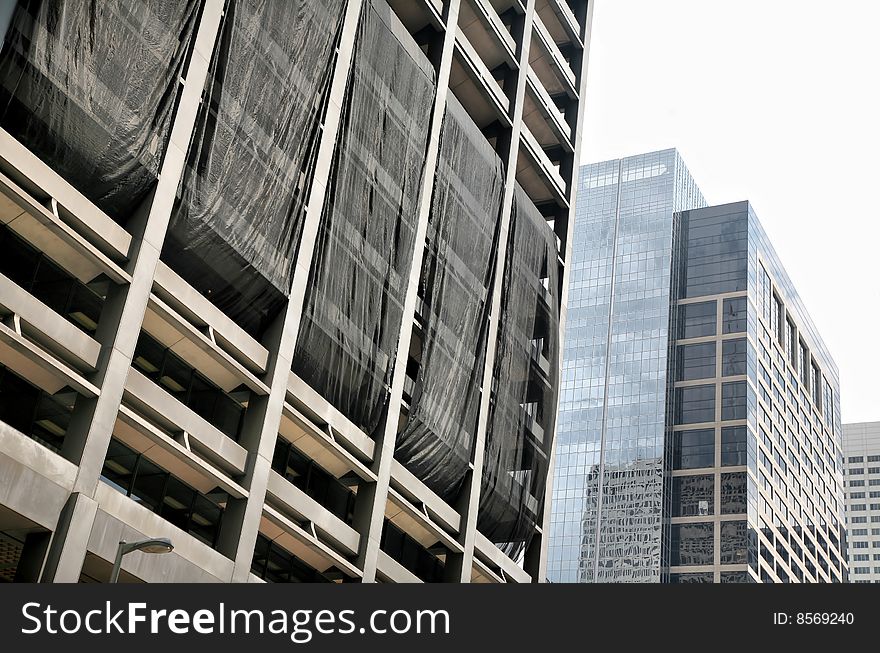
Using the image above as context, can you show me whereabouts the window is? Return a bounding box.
[851,492,866,499]
[850,468,865,475]
[721,382,747,420]
[251,534,333,583]
[869,455,880,463]
[672,475,714,516]
[681,210,748,298]
[770,293,782,343]
[721,426,748,466]
[679,301,716,338]
[870,467,880,474]
[677,342,716,381]
[721,472,747,514]
[786,319,797,369]
[722,297,747,334]
[272,438,356,524]
[100,438,227,547]
[853,567,870,574]
[851,529,868,536]
[132,332,246,440]
[721,339,747,376]
[670,522,714,566]
[675,385,715,424]
[720,521,748,564]
[673,429,715,469]
[850,456,865,463]
[799,342,810,390]
[669,573,713,583]
[811,362,822,409]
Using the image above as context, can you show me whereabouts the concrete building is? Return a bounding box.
[842,421,880,583]
[0,0,592,583]
[549,151,847,583]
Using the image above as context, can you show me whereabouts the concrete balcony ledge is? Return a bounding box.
[0,171,130,285]
[265,469,360,558]
[287,371,376,465]
[376,549,423,583]
[280,401,377,484]
[455,32,511,118]
[0,273,101,373]
[124,368,248,477]
[386,486,464,555]
[390,458,462,535]
[0,421,76,530]
[143,293,269,395]
[0,319,98,397]
[152,262,269,375]
[261,504,363,581]
[0,128,132,262]
[474,530,532,583]
[115,404,248,500]
[91,481,234,583]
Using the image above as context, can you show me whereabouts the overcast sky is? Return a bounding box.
[578,0,880,423]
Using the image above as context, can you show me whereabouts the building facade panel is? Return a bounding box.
[0,0,593,583]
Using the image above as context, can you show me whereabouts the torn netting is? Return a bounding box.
[163,0,346,337]
[0,0,199,222]
[292,2,436,438]
[478,184,559,559]
[394,95,504,504]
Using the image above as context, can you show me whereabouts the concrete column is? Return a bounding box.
[222,0,365,582]
[355,0,461,584]
[45,1,225,580]
[448,0,538,583]
[530,0,595,583]
[40,492,98,582]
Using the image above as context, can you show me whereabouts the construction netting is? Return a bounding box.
[163,0,346,337]
[394,95,504,505]
[478,185,560,559]
[292,1,436,439]
[0,0,199,222]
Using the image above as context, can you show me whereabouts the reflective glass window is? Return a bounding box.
[675,385,715,424]
[677,342,716,381]
[679,301,716,338]
[673,429,715,469]
[670,522,714,566]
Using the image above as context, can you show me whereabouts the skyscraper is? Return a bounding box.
[549,151,847,583]
[842,421,880,583]
[0,0,592,583]
[548,149,706,582]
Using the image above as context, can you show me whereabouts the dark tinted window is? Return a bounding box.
[721,338,747,376]
[721,472,747,514]
[720,520,748,564]
[721,382,747,420]
[675,385,715,424]
[673,429,715,469]
[672,474,714,517]
[680,209,748,298]
[677,342,716,381]
[722,296,747,334]
[721,426,748,466]
[670,522,714,566]
[679,301,716,338]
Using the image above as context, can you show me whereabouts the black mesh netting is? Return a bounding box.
[0,0,199,222]
[478,184,559,559]
[394,95,504,504]
[162,0,346,337]
[291,2,435,438]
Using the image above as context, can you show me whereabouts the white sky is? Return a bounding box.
[578,0,880,423]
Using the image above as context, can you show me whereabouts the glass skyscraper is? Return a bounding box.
[549,150,848,583]
[549,149,706,582]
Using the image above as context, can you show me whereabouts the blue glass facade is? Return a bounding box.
[548,149,705,582]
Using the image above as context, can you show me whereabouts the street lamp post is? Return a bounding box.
[109,537,174,583]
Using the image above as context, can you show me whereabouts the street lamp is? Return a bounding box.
[109,537,174,583]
